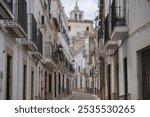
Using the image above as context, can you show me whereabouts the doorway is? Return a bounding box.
[139,47,150,99]
[6,54,12,100]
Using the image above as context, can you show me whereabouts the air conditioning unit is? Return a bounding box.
[0,71,3,91]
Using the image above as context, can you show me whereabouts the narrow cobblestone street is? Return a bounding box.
[64,92,99,100]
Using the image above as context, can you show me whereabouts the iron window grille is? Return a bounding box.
[44,42,54,58]
[111,0,126,32]
[18,0,27,33]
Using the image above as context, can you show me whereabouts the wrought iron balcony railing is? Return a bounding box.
[4,0,27,38]
[44,42,53,58]
[21,14,38,51]
[111,0,127,32]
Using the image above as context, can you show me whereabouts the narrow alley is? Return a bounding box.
[64,92,99,100]
[0,0,150,100]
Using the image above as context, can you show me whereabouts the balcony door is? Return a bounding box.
[107,64,111,100]
[141,48,150,99]
[66,78,69,95]
[6,54,13,100]
[58,73,61,94]
[123,57,128,100]
[54,72,56,97]
[31,70,34,100]
[23,64,27,100]
[44,72,47,100]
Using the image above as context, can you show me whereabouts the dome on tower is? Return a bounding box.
[70,0,84,20]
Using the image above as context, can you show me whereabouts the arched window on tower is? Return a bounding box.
[79,14,82,20]
[75,13,77,20]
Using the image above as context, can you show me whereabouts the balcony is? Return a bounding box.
[104,14,118,50]
[29,51,43,60]
[28,30,43,60]
[110,19,128,41]
[44,42,57,69]
[104,40,118,50]
[22,37,42,60]
[0,0,14,20]
[22,39,38,51]
[22,14,38,51]
[110,0,128,41]
[4,0,27,38]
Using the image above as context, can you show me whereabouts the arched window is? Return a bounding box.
[75,13,77,20]
[79,14,82,20]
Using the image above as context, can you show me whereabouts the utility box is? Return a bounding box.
[0,71,3,91]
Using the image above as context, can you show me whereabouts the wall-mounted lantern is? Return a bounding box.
[58,44,63,53]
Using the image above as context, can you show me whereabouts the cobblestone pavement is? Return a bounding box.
[64,92,99,100]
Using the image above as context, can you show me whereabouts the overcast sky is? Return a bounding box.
[61,0,98,20]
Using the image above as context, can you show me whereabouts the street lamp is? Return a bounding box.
[58,44,63,62]
[72,60,75,66]
[72,59,75,73]
[58,44,63,53]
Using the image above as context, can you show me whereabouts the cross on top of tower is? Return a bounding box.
[76,0,78,6]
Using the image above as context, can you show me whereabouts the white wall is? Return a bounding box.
[118,40,127,96]
[68,21,93,37]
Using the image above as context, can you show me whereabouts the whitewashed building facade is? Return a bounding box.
[0,0,73,100]
[97,0,150,100]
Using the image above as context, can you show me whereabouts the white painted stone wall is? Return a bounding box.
[103,0,150,99]
[68,21,93,37]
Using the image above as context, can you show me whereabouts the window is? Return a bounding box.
[79,14,82,19]
[108,64,111,100]
[66,78,69,94]
[80,76,82,89]
[59,73,61,94]
[139,47,150,99]
[86,27,89,31]
[123,57,128,100]
[45,71,47,100]
[41,15,44,24]
[31,70,34,100]
[6,54,12,100]
[49,74,52,92]
[63,74,64,92]
[77,32,79,37]
[78,66,80,72]
[75,13,77,20]
[54,72,56,97]
[68,26,71,30]
[23,64,27,100]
